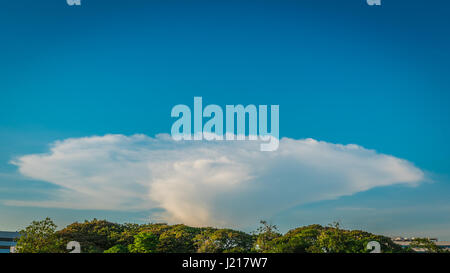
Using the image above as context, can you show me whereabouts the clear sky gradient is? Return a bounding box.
[1,0,450,239]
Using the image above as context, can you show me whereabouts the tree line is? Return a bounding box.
[14,218,446,253]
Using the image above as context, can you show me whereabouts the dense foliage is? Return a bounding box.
[15,218,441,253]
[15,217,64,253]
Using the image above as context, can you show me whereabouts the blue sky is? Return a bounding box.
[1,0,450,239]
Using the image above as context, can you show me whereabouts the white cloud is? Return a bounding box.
[8,134,424,227]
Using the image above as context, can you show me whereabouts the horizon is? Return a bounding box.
[3,218,450,243]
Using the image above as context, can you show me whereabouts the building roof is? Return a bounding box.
[0,231,20,238]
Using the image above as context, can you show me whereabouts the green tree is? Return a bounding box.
[253,220,281,253]
[13,218,412,253]
[57,219,125,253]
[303,223,407,253]
[268,225,321,253]
[15,217,64,253]
[104,244,129,253]
[114,223,141,246]
[346,229,407,253]
[128,231,159,253]
[311,222,360,253]
[157,225,201,253]
[195,228,254,253]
